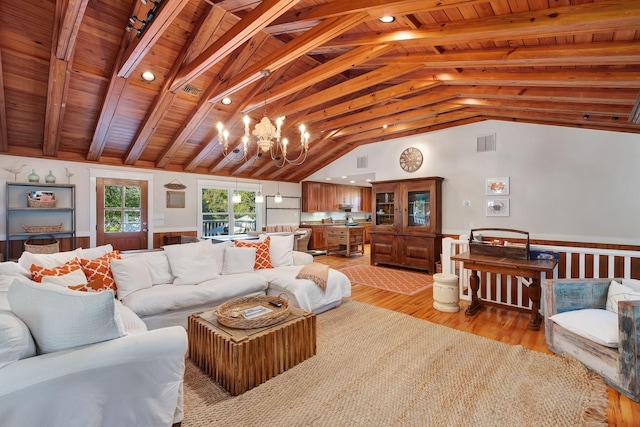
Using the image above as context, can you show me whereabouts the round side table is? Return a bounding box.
[433,273,460,312]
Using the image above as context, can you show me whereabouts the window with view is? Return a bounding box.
[201,187,258,238]
[104,184,142,232]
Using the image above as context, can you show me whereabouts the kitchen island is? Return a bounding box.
[326,225,365,257]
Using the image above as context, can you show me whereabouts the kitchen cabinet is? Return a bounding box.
[302,182,372,213]
[370,177,443,273]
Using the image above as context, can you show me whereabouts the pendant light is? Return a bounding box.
[274,182,282,203]
[255,179,264,203]
[232,177,241,203]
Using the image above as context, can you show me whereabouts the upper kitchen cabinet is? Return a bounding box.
[302,182,371,212]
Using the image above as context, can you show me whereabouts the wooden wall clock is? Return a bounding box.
[399,147,423,172]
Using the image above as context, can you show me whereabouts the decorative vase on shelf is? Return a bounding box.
[27,169,40,183]
[45,170,56,183]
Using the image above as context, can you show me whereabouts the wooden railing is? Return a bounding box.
[442,236,640,311]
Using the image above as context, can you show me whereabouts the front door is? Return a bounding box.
[96,178,148,251]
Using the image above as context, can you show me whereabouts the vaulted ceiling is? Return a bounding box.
[1,0,639,182]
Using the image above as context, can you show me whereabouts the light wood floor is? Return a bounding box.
[315,245,640,426]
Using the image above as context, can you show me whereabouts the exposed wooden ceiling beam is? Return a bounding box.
[277,63,426,118]
[123,4,224,165]
[0,51,7,152]
[117,0,191,78]
[170,0,299,92]
[431,70,640,88]
[208,12,370,103]
[363,41,640,68]
[452,98,633,117]
[55,0,89,61]
[265,0,486,33]
[315,1,640,52]
[167,35,272,170]
[303,80,443,125]
[242,43,398,113]
[43,0,74,158]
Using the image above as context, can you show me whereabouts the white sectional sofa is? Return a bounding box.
[0,234,351,426]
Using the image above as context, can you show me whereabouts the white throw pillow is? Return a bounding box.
[622,278,640,292]
[110,256,153,300]
[606,280,640,314]
[141,251,175,285]
[267,234,295,267]
[18,248,83,270]
[41,269,88,287]
[79,244,114,260]
[222,247,256,275]
[8,278,125,354]
[0,310,36,368]
[209,241,233,274]
[550,309,619,348]
[0,262,31,292]
[163,240,220,285]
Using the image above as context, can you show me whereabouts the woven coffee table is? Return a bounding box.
[188,303,316,396]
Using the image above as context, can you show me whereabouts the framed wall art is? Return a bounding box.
[166,191,185,208]
[486,177,510,195]
[486,198,510,217]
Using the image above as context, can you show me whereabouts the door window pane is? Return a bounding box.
[103,184,142,233]
[105,211,122,232]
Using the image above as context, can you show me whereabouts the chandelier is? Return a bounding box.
[217,70,310,167]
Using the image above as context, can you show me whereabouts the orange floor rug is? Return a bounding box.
[339,265,434,295]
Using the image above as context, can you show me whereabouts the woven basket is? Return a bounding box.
[24,236,60,254]
[214,294,290,329]
[27,194,56,208]
[23,223,63,233]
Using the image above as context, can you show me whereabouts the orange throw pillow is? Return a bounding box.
[30,258,82,283]
[235,237,273,270]
[68,277,105,292]
[80,251,121,292]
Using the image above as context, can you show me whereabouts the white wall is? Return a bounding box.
[306,121,640,245]
[0,157,302,245]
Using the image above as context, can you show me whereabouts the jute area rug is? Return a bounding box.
[182,301,607,426]
[339,264,434,295]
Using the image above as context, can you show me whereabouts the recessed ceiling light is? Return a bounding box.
[350,180,355,184]
[366,179,372,182]
[221,97,232,105]
[341,175,347,179]
[326,177,331,180]
[141,71,155,82]
[383,124,388,129]
[379,16,395,23]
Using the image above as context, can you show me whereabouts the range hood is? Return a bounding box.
[338,204,353,211]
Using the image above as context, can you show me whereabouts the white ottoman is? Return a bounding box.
[433,273,460,312]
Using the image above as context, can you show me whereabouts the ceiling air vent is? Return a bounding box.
[477,134,496,152]
[356,155,368,169]
[181,84,203,97]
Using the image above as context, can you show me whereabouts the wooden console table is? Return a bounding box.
[451,252,557,330]
[326,226,365,257]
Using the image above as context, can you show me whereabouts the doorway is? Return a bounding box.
[96,178,148,251]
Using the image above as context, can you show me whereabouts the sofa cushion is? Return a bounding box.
[114,300,147,334]
[210,241,233,275]
[606,280,640,314]
[79,244,114,260]
[40,269,88,288]
[120,273,268,318]
[8,278,125,354]
[267,234,294,267]
[550,308,618,348]
[111,257,153,300]
[222,247,256,275]
[0,262,31,286]
[18,248,83,271]
[623,278,640,292]
[141,251,175,285]
[30,258,82,282]
[235,237,273,270]
[80,251,121,292]
[163,240,220,285]
[0,310,36,368]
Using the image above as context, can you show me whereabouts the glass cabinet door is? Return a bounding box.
[406,190,430,229]
[374,189,395,227]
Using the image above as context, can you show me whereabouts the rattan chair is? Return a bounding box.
[543,278,640,402]
[295,228,312,252]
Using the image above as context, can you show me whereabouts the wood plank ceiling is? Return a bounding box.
[0,0,639,182]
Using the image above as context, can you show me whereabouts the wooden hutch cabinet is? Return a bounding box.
[370,177,443,273]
